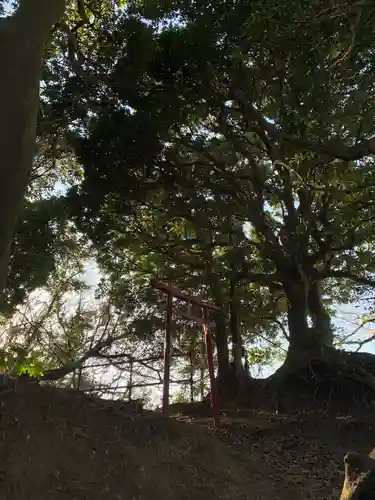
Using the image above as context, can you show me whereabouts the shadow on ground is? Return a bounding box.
[1,383,375,499]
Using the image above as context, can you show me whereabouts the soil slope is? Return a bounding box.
[1,384,375,499]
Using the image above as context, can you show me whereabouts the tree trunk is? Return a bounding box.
[284,281,309,351]
[0,0,65,292]
[284,277,334,368]
[229,276,243,374]
[227,217,243,375]
[283,278,314,368]
[213,309,230,380]
[307,281,333,347]
[208,277,230,380]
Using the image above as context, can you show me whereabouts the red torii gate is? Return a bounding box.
[151,279,221,427]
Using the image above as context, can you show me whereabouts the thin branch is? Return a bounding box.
[249,330,288,353]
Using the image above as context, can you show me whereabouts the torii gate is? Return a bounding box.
[151,279,221,427]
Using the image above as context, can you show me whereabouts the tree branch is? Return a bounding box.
[231,86,375,162]
[40,335,114,381]
[237,268,283,289]
[320,270,375,288]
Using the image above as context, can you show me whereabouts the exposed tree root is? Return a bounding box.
[245,349,375,415]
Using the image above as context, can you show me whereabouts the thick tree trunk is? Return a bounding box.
[284,281,309,355]
[214,310,230,380]
[208,277,230,380]
[284,278,334,368]
[307,281,333,347]
[0,0,65,292]
[227,218,243,375]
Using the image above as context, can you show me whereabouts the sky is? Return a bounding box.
[1,0,14,16]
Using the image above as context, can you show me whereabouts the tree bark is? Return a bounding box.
[284,281,310,364]
[0,0,65,292]
[208,275,230,380]
[213,309,230,379]
[284,276,334,368]
[229,276,243,373]
[307,281,333,347]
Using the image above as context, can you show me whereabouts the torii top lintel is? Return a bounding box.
[151,279,220,312]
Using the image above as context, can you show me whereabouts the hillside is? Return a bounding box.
[1,384,374,499]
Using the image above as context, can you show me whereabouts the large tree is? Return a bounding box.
[0,0,66,292]
[0,0,128,293]
[61,0,375,398]
[5,0,375,407]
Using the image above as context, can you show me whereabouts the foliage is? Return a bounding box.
[53,0,375,358]
[172,389,190,404]
[5,0,375,393]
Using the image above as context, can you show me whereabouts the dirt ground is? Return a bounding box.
[0,384,374,500]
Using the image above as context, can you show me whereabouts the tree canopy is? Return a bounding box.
[2,0,375,406]
[60,0,375,365]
